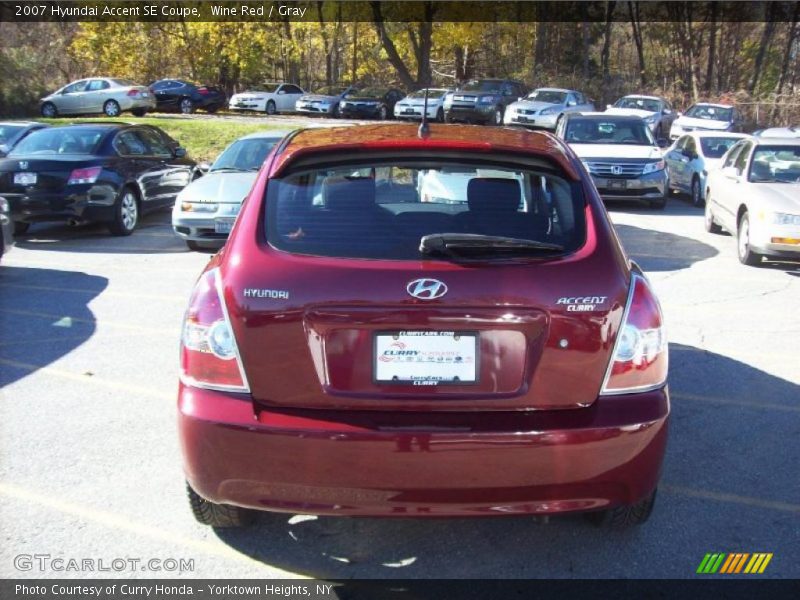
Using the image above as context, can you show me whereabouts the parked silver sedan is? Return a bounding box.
[504,88,594,130]
[40,78,155,118]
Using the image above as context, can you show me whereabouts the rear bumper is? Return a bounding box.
[5,186,118,224]
[179,385,670,517]
[121,97,157,111]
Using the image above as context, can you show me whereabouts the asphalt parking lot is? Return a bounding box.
[1,191,799,578]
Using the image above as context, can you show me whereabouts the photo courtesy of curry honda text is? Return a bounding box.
[178,124,670,528]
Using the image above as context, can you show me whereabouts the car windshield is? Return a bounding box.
[615,97,661,112]
[699,137,741,158]
[266,159,585,260]
[211,138,281,172]
[9,127,105,155]
[685,105,732,121]
[349,88,387,99]
[409,89,447,99]
[564,118,656,145]
[313,86,346,96]
[527,90,567,104]
[250,84,280,93]
[462,81,502,93]
[748,146,800,183]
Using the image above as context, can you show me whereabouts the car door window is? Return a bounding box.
[63,81,87,94]
[114,130,149,156]
[734,143,751,174]
[566,94,578,107]
[151,81,168,91]
[722,144,743,169]
[137,128,173,158]
[283,85,301,95]
[685,137,697,156]
[86,80,110,92]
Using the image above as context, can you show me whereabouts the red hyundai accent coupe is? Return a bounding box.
[178,124,669,527]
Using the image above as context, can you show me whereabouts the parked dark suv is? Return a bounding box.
[443,79,528,125]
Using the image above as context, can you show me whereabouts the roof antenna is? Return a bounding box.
[418,87,430,138]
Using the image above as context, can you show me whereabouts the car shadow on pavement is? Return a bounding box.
[614,223,718,272]
[13,210,188,254]
[0,266,107,387]
[213,343,799,579]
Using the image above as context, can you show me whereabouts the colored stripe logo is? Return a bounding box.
[697,553,773,574]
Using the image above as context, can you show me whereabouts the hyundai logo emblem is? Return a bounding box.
[406,278,448,300]
[611,165,623,175]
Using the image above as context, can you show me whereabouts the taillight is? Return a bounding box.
[600,273,667,395]
[197,87,210,95]
[127,89,141,97]
[67,166,102,185]
[180,268,249,392]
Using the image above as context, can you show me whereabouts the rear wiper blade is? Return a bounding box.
[420,233,564,257]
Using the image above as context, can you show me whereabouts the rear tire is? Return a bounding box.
[187,483,254,528]
[108,187,139,236]
[103,100,121,117]
[332,103,341,118]
[378,105,388,120]
[586,489,657,528]
[436,107,445,123]
[492,107,503,126]
[737,212,763,266]
[13,221,30,235]
[180,98,195,114]
[691,177,703,207]
[266,100,277,115]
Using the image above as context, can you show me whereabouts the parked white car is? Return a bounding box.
[669,103,744,140]
[228,83,304,114]
[664,132,747,206]
[172,131,291,250]
[504,88,594,130]
[605,95,678,140]
[753,126,800,139]
[394,88,450,122]
[705,137,800,265]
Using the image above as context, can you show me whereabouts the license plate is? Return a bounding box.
[141,92,150,97]
[517,116,531,123]
[404,109,416,114]
[14,172,37,186]
[214,218,235,234]
[374,331,478,385]
[607,179,627,189]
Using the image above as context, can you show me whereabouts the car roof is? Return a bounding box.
[533,87,573,93]
[269,124,579,179]
[752,136,800,146]
[47,122,129,130]
[0,121,42,127]
[686,131,748,139]
[568,112,642,121]
[239,130,294,141]
[690,102,733,109]
[754,126,800,137]
[620,94,662,100]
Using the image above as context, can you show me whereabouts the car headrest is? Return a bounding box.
[467,178,521,212]
[322,176,377,211]
[750,161,771,180]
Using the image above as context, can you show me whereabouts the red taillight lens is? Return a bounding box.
[180,268,249,392]
[67,166,102,185]
[197,87,210,95]
[600,273,668,395]
[127,89,141,97]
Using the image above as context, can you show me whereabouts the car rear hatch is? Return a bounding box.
[0,157,87,195]
[225,147,630,412]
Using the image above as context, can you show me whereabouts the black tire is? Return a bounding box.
[131,108,147,117]
[180,98,195,114]
[690,176,703,207]
[103,100,121,118]
[107,187,139,236]
[332,103,341,118]
[436,107,445,123]
[492,107,503,126]
[378,105,388,120]
[737,211,763,266]
[704,198,723,233]
[40,102,57,118]
[649,197,667,210]
[187,483,254,528]
[654,124,663,140]
[445,113,456,124]
[185,240,203,251]
[586,489,657,528]
[13,221,30,235]
[265,100,277,115]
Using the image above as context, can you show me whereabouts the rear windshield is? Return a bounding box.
[9,128,105,156]
[700,137,741,158]
[266,159,585,260]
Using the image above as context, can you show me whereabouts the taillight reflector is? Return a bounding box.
[67,166,102,185]
[600,273,668,395]
[127,89,141,97]
[180,268,249,392]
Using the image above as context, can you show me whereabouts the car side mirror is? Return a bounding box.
[174,147,187,158]
[197,161,211,173]
[657,138,669,148]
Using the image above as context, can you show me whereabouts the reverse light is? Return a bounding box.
[67,166,102,185]
[600,273,668,395]
[180,268,249,392]
[642,160,666,175]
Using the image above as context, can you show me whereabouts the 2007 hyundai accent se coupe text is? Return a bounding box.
[178,124,670,528]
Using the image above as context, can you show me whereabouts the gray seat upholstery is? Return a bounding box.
[456,178,546,239]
